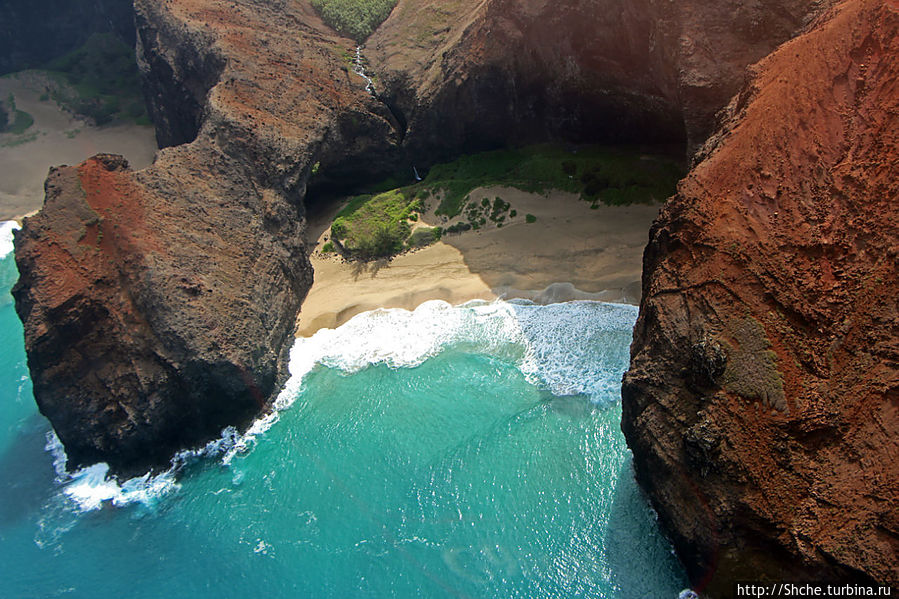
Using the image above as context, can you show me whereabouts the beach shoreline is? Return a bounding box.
[296,185,659,337]
[0,71,157,221]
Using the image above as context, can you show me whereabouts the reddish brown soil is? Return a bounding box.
[622,0,899,592]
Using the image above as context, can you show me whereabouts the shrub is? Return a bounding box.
[525,214,537,223]
[322,241,336,253]
[510,210,517,218]
[355,222,408,259]
[310,0,398,42]
[330,219,348,240]
[409,227,440,247]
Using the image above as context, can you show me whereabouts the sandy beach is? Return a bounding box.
[297,185,659,336]
[0,71,158,221]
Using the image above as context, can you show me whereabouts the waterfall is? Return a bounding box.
[352,46,376,97]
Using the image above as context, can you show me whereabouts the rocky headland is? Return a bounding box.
[8,0,896,590]
[622,0,898,591]
[13,0,821,476]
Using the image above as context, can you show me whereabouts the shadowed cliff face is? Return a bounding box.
[622,0,899,592]
[0,0,134,75]
[13,153,311,476]
[11,0,836,480]
[367,0,823,155]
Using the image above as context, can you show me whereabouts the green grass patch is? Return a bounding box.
[40,33,149,126]
[408,226,441,247]
[9,109,34,134]
[1,94,34,134]
[330,189,422,259]
[311,0,398,42]
[1,131,39,148]
[326,143,683,259]
[417,144,683,217]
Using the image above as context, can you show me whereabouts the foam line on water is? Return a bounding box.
[48,298,637,511]
[0,221,20,259]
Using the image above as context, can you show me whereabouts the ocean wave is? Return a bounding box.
[48,298,637,512]
[0,221,20,260]
[278,299,637,407]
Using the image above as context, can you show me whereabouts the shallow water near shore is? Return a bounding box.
[0,222,686,598]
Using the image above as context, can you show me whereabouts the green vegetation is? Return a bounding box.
[1,94,34,135]
[419,144,683,217]
[41,33,149,126]
[408,226,441,247]
[0,131,39,148]
[326,143,683,260]
[311,0,399,42]
[322,241,336,253]
[330,189,422,259]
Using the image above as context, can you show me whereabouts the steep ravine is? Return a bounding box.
[622,0,898,592]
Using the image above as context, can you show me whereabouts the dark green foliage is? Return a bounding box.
[423,144,684,217]
[444,222,472,235]
[329,189,421,259]
[408,227,441,247]
[510,210,517,218]
[322,241,336,253]
[310,0,398,42]
[525,214,537,223]
[42,33,148,125]
[2,93,34,134]
[355,223,408,259]
[9,109,33,134]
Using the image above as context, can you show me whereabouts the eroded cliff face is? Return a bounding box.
[14,152,310,476]
[14,0,401,475]
[11,0,858,486]
[622,0,899,592]
[367,0,824,155]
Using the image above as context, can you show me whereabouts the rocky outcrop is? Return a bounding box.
[14,0,402,476]
[622,0,899,592]
[14,153,310,476]
[8,0,858,485]
[0,0,134,75]
[367,0,825,155]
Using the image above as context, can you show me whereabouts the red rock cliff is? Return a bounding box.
[622,0,899,592]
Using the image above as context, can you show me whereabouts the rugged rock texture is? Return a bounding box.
[8,0,858,486]
[14,153,310,476]
[622,0,899,592]
[0,0,134,75]
[14,0,402,475]
[367,0,825,155]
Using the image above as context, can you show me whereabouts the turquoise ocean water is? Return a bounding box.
[0,221,687,598]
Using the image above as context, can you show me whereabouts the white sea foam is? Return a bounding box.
[0,221,20,259]
[277,299,637,408]
[48,298,637,511]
